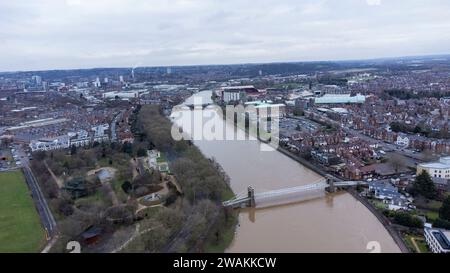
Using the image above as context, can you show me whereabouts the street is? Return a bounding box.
[12,145,57,238]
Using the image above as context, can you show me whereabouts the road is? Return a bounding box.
[12,144,57,238]
[110,110,124,142]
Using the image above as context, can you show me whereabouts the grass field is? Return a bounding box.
[371,199,388,210]
[422,210,439,221]
[0,170,45,253]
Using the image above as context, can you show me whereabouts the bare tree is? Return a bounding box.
[389,153,406,174]
[422,149,435,161]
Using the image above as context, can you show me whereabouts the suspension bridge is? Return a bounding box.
[222,178,367,209]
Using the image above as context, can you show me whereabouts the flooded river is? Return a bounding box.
[171,91,400,253]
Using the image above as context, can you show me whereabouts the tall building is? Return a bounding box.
[94,77,101,88]
[32,75,42,85]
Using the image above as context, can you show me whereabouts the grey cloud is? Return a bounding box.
[0,0,449,71]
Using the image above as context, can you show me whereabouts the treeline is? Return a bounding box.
[390,121,450,139]
[317,76,348,86]
[135,104,237,252]
[170,149,231,202]
[137,105,232,202]
[122,199,235,253]
[407,172,450,230]
[136,104,188,153]
[385,89,450,100]
[383,210,423,228]
[434,196,450,229]
[411,171,439,200]
[30,106,236,253]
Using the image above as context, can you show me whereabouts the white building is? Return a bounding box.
[103,91,138,99]
[223,90,241,103]
[94,77,101,88]
[417,156,450,179]
[29,125,110,152]
[92,124,110,143]
[424,228,450,253]
[288,90,314,100]
[221,86,260,103]
[314,93,366,104]
[29,136,70,152]
[244,101,287,118]
[69,130,91,147]
[396,134,410,148]
[103,90,148,100]
[147,150,161,170]
[32,75,42,85]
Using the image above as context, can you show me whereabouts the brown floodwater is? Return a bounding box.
[171,91,400,253]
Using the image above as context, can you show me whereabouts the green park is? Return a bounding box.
[0,170,45,252]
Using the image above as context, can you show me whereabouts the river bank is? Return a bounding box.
[275,139,410,252]
[220,104,406,252]
[347,189,410,253]
[134,104,238,253]
[176,91,401,252]
[269,141,409,253]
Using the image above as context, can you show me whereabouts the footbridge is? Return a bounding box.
[185,103,213,110]
[223,179,368,209]
[172,103,214,112]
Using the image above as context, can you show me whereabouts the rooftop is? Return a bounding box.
[222,85,255,90]
[314,93,366,104]
[419,156,450,169]
[429,229,450,250]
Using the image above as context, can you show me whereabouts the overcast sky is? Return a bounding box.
[1,0,450,71]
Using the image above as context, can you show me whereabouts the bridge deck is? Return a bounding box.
[223,180,367,208]
[255,181,327,199]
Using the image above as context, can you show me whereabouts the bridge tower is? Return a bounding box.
[326,178,336,193]
[247,186,256,207]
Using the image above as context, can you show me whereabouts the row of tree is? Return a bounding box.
[135,104,237,252]
[412,171,438,200]
[390,121,450,140]
[384,89,450,100]
[411,170,450,228]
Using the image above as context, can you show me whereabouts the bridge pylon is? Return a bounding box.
[326,177,336,193]
[247,186,256,207]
